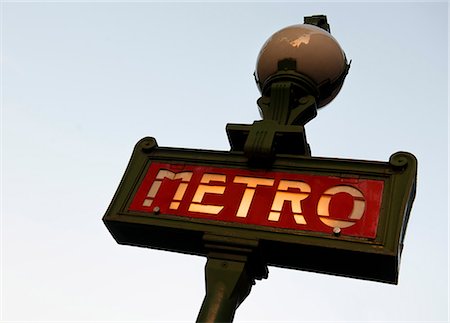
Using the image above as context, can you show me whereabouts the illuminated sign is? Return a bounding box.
[129,163,384,238]
[103,137,417,284]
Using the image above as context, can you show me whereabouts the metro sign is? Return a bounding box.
[104,137,417,284]
[129,162,383,238]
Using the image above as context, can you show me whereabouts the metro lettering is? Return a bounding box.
[189,173,226,215]
[233,176,275,218]
[129,163,383,238]
[269,180,311,224]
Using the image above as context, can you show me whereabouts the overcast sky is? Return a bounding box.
[2,1,448,322]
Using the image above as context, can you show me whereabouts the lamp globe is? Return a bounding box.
[255,23,350,108]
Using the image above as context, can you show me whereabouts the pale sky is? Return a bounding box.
[1,1,449,322]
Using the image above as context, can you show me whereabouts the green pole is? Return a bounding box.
[196,257,253,323]
[196,235,268,323]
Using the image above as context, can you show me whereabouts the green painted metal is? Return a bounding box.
[103,137,417,284]
[196,235,267,322]
[197,258,251,322]
[304,14,331,32]
[228,59,319,168]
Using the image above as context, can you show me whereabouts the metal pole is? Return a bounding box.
[196,257,253,323]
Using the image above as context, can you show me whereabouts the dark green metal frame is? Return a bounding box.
[103,137,417,285]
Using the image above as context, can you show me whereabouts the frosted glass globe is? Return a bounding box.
[255,24,349,108]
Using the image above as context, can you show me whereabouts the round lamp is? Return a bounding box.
[255,23,350,108]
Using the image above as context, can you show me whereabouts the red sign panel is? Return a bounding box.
[129,162,384,238]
